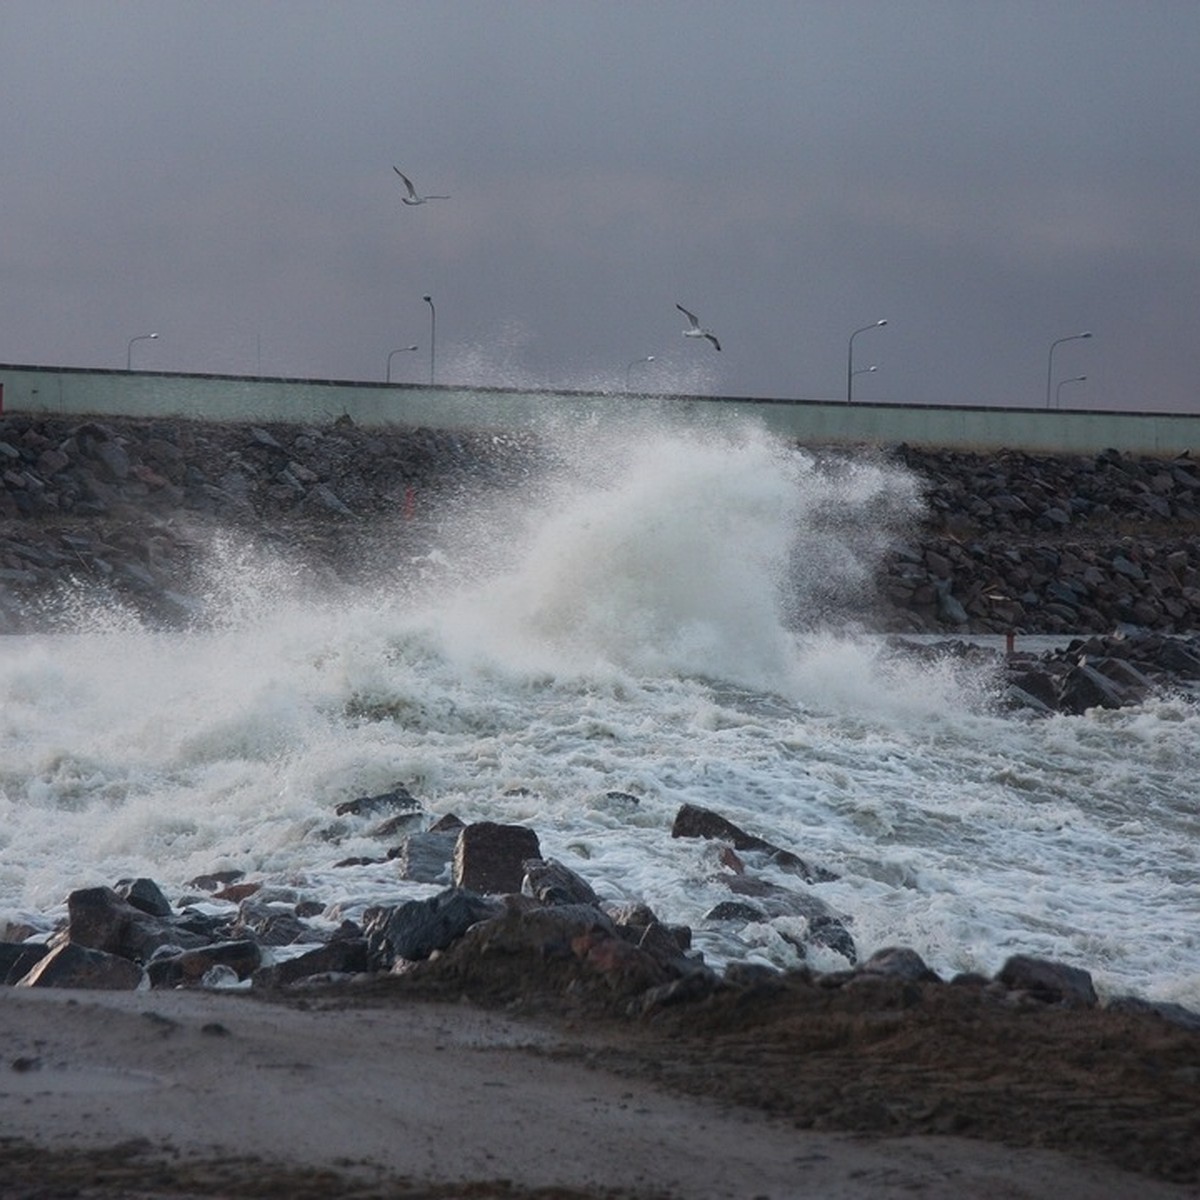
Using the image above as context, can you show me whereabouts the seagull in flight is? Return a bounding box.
[393,167,450,205]
[676,303,721,351]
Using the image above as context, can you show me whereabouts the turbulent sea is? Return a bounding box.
[2,419,1197,1008]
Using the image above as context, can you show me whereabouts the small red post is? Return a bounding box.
[403,485,415,520]
[0,382,5,414]
[1005,629,1015,657]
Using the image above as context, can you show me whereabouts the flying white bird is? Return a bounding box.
[676,303,721,351]
[393,167,450,205]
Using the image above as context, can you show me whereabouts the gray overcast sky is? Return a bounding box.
[3,1,1198,410]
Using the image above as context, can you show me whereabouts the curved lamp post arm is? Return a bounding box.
[126,332,158,370]
[1045,331,1092,408]
[387,345,419,382]
[847,320,887,402]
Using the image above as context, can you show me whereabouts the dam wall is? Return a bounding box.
[2,362,1198,455]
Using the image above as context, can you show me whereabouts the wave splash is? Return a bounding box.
[430,420,924,694]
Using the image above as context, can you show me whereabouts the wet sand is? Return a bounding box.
[1,985,1196,1199]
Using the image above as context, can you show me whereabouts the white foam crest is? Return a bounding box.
[428,422,923,698]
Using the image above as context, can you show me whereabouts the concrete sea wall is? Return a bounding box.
[3,363,1199,455]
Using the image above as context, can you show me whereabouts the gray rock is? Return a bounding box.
[115,877,173,918]
[335,786,420,819]
[671,803,837,884]
[995,954,1097,1007]
[1058,663,1129,714]
[146,940,263,988]
[363,888,500,967]
[855,946,940,982]
[387,830,459,883]
[521,857,601,907]
[252,937,369,989]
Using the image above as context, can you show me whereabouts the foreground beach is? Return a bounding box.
[3,977,1197,1199]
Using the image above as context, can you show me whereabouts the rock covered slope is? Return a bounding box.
[1,411,1198,636]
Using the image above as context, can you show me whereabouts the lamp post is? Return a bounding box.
[1045,331,1091,409]
[1055,375,1086,408]
[422,295,436,385]
[625,355,655,391]
[126,332,158,370]
[386,345,419,383]
[847,320,886,402]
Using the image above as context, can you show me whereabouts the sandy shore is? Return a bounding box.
[1,986,1194,1199]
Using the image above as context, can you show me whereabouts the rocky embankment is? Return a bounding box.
[885,443,1200,635]
[2,411,1200,713]
[2,412,1199,637]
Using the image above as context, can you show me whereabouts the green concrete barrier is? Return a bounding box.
[2,363,1197,455]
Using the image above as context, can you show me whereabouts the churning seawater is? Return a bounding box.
[1,419,1197,1007]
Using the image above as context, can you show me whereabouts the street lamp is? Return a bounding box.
[1055,375,1087,408]
[625,355,655,390]
[423,295,436,385]
[852,365,878,380]
[1045,331,1092,409]
[386,345,419,383]
[847,320,886,402]
[126,332,158,370]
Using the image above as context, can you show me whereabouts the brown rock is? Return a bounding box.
[454,822,542,894]
[16,942,145,989]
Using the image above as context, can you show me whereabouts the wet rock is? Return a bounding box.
[854,946,941,983]
[1105,994,1200,1032]
[362,888,500,968]
[672,803,837,884]
[63,886,205,962]
[412,904,674,1003]
[252,937,369,989]
[335,786,421,819]
[1058,663,1133,714]
[705,900,768,923]
[146,940,263,988]
[995,954,1098,1008]
[521,857,601,907]
[186,869,246,893]
[386,830,459,883]
[453,821,542,894]
[232,902,310,947]
[115,877,173,918]
[1,942,48,985]
[16,943,145,990]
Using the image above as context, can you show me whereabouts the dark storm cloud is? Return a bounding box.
[2,1,1198,409]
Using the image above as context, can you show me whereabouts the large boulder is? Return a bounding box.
[64,886,206,962]
[453,822,542,894]
[16,943,145,990]
[995,955,1098,1007]
[362,888,500,969]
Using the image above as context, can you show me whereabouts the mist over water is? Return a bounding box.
[2,415,1196,1008]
